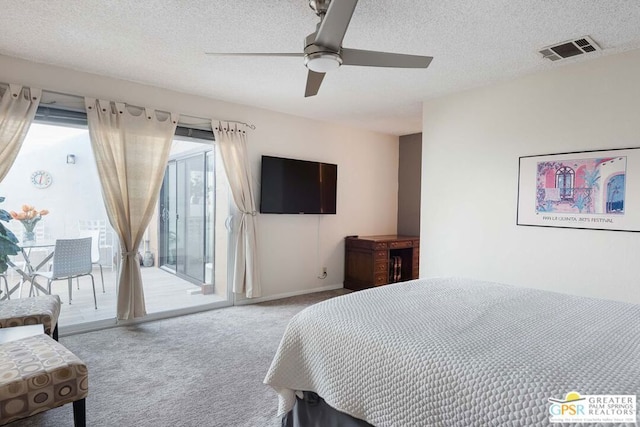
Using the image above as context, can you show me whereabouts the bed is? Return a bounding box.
[264,277,640,426]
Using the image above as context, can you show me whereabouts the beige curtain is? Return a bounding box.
[0,84,41,181]
[213,121,261,298]
[85,98,178,320]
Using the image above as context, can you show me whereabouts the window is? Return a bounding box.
[606,174,625,213]
[556,166,574,200]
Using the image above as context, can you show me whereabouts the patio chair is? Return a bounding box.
[78,219,115,270]
[77,229,105,293]
[0,274,8,299]
[5,221,27,278]
[30,237,97,309]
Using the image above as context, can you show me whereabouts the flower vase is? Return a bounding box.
[22,230,36,243]
[20,218,40,244]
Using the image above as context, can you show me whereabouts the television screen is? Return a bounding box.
[260,156,337,214]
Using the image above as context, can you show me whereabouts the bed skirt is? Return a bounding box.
[282,392,373,427]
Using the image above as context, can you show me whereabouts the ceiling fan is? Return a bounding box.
[205,0,433,97]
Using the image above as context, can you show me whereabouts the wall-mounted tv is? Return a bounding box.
[260,155,337,214]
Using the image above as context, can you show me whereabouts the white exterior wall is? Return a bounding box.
[1,129,108,240]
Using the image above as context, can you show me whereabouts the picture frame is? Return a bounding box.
[517,147,639,232]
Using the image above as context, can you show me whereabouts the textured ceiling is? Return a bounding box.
[2,0,640,135]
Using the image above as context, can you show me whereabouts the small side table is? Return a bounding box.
[0,324,45,344]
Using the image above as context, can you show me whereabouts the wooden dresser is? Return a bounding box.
[344,235,420,291]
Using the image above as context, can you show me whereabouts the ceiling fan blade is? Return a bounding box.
[205,52,303,57]
[341,48,433,68]
[305,70,325,97]
[314,0,358,51]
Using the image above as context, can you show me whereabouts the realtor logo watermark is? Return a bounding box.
[549,391,636,423]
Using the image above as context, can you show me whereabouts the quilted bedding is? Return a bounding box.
[264,278,640,426]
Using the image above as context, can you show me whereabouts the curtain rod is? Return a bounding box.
[2,84,257,130]
[40,88,259,130]
[211,119,256,130]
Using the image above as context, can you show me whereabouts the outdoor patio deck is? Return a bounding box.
[5,265,227,329]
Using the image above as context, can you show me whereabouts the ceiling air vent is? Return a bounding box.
[539,36,600,62]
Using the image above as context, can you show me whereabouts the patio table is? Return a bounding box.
[2,240,55,300]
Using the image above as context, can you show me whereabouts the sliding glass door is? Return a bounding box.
[159,149,214,285]
[159,162,178,270]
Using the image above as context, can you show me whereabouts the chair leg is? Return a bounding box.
[68,278,73,305]
[90,274,97,310]
[19,278,24,298]
[73,398,86,427]
[1,275,9,300]
[99,264,105,293]
[52,324,59,341]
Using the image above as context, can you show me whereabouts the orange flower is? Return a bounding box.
[13,205,48,221]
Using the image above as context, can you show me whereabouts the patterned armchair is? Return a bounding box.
[0,334,88,426]
[0,295,61,340]
[0,295,88,426]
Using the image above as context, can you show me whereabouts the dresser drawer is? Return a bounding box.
[374,250,387,260]
[374,273,387,286]
[389,240,413,249]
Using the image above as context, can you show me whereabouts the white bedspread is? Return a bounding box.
[264,278,640,426]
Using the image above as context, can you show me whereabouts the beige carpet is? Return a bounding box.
[9,289,349,427]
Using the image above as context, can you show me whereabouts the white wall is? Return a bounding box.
[421,48,640,304]
[0,54,399,299]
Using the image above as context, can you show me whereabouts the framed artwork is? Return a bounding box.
[517,147,639,232]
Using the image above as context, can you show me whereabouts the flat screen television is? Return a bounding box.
[260,155,337,214]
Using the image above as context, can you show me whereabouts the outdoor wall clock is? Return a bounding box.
[30,170,53,189]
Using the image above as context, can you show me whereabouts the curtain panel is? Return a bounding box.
[213,121,261,298]
[0,84,41,182]
[85,98,178,320]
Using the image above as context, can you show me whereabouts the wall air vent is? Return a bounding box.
[539,36,600,62]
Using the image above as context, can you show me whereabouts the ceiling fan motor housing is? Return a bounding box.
[305,52,342,72]
[304,32,342,72]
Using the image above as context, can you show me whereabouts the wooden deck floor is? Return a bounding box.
[5,266,228,328]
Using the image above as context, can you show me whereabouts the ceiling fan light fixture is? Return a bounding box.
[304,52,342,73]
